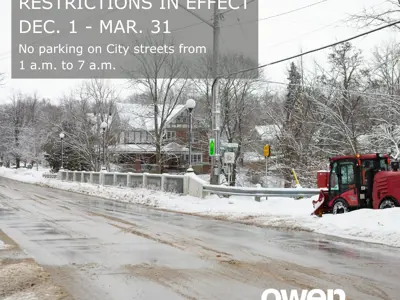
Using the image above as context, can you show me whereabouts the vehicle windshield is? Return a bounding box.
[361,159,389,171]
[380,159,390,170]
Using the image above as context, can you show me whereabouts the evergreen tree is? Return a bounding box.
[280,62,303,187]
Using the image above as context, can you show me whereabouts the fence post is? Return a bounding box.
[81,172,84,183]
[255,184,261,202]
[161,174,166,192]
[89,172,93,184]
[73,171,77,182]
[127,172,132,187]
[113,173,117,186]
[101,172,105,186]
[143,172,148,188]
[183,174,189,195]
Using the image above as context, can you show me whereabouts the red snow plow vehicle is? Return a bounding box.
[313,153,400,215]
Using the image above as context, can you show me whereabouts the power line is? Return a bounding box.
[177,3,213,27]
[173,0,324,33]
[219,0,257,17]
[169,21,205,33]
[175,0,258,31]
[265,0,389,49]
[218,20,400,78]
[221,0,328,28]
[260,79,400,100]
[298,41,400,91]
[266,20,344,50]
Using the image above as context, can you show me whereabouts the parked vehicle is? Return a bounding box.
[313,153,400,215]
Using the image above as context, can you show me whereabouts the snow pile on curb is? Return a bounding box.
[0,240,7,250]
[1,167,400,247]
[0,167,45,184]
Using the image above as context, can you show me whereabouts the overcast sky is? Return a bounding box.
[0,0,397,102]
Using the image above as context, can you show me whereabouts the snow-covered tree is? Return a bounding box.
[310,43,369,155]
[125,36,190,173]
[188,52,262,185]
[54,80,119,171]
[351,0,400,29]
[363,41,400,157]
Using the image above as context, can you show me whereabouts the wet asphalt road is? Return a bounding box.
[0,177,400,300]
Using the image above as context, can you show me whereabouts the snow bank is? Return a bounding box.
[0,240,6,250]
[0,167,46,184]
[1,167,400,247]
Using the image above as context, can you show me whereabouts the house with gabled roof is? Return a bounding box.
[108,102,211,174]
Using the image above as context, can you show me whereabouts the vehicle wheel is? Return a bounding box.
[332,199,349,214]
[379,198,397,209]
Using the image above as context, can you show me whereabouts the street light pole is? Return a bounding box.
[185,99,196,172]
[59,132,65,170]
[102,131,105,166]
[177,1,220,182]
[210,1,220,185]
[100,121,107,171]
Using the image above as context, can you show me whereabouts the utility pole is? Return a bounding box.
[210,1,221,185]
[176,2,221,184]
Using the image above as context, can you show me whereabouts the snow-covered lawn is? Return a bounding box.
[1,167,400,248]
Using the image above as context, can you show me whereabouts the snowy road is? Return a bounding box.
[1,177,400,300]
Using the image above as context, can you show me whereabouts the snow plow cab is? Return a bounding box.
[313,153,400,214]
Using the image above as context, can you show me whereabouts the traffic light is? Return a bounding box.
[264,144,270,157]
[209,139,215,156]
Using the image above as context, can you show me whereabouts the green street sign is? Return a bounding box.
[209,139,215,156]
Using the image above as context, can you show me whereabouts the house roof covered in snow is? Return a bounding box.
[254,125,280,141]
[115,102,186,131]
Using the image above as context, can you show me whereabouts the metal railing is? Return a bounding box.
[202,184,320,200]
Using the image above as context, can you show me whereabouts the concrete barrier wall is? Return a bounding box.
[92,173,100,185]
[129,174,143,188]
[59,171,185,194]
[103,173,114,186]
[57,170,317,200]
[82,172,91,183]
[185,173,208,198]
[146,174,162,190]
[115,173,128,186]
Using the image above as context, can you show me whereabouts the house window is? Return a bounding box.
[193,154,202,164]
[164,131,176,141]
[184,154,202,164]
[140,132,147,143]
[174,114,188,126]
[147,132,153,143]
[134,131,141,142]
[125,131,152,144]
[126,131,135,143]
